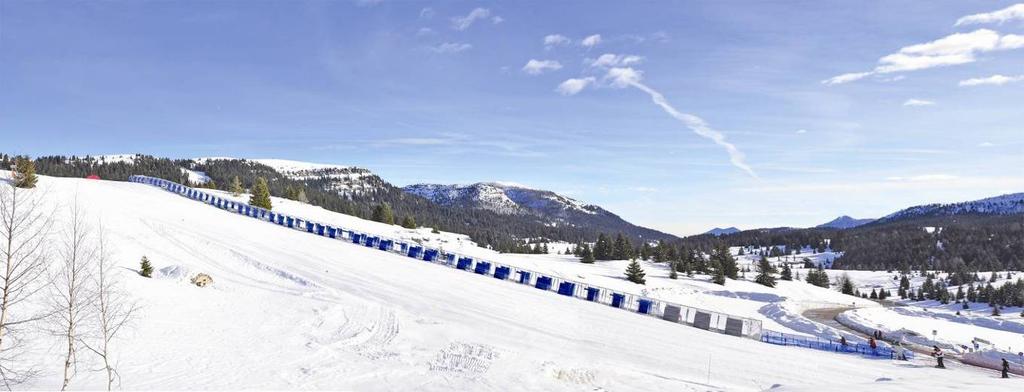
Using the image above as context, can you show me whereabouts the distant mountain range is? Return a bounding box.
[21,154,679,250]
[704,227,741,236]
[877,193,1024,223]
[403,182,676,241]
[816,215,874,229]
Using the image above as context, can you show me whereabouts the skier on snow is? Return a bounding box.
[932,346,945,369]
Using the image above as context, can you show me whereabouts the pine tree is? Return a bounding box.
[230,176,243,196]
[869,288,878,299]
[711,259,726,285]
[806,267,830,288]
[13,156,38,188]
[593,234,611,260]
[401,215,417,229]
[249,177,272,210]
[371,203,395,224]
[296,188,309,203]
[669,260,679,279]
[624,258,646,285]
[754,256,777,287]
[780,263,793,281]
[579,244,595,264]
[140,256,154,278]
[612,234,633,260]
[713,244,739,279]
[284,185,298,200]
[838,273,856,295]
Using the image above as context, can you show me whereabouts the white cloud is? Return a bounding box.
[416,27,435,36]
[419,7,435,19]
[543,34,571,48]
[796,129,808,134]
[556,77,596,95]
[629,186,658,193]
[903,98,935,106]
[589,53,645,68]
[823,72,873,85]
[978,141,996,147]
[522,59,563,75]
[451,8,491,31]
[491,16,504,24]
[429,42,472,54]
[581,34,602,48]
[885,174,958,182]
[823,29,1024,85]
[355,0,383,7]
[601,67,757,178]
[955,3,1024,26]
[959,74,1024,86]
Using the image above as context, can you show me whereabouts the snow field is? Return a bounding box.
[6,174,1016,390]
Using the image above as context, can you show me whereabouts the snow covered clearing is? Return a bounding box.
[3,174,1016,390]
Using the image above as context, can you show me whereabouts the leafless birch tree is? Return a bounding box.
[0,182,52,388]
[81,223,136,390]
[50,201,96,391]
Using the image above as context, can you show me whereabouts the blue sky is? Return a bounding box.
[3,1,1023,235]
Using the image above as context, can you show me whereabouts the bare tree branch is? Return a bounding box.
[0,182,53,389]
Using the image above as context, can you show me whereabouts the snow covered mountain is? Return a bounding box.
[878,192,1024,223]
[202,158,385,198]
[704,227,740,236]
[403,183,598,216]
[404,182,676,240]
[816,216,874,229]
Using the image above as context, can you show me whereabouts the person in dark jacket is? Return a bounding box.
[932,346,945,369]
[869,337,877,350]
[1002,358,1010,378]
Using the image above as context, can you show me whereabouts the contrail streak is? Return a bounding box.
[626,79,757,178]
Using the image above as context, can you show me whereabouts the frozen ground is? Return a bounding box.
[6,175,1017,390]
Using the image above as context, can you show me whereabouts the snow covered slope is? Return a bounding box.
[10,175,1014,390]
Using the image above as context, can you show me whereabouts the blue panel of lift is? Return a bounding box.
[557,282,576,297]
[535,276,552,290]
[611,293,626,308]
[518,271,531,285]
[365,236,378,248]
[351,233,362,244]
[456,257,472,271]
[305,222,314,233]
[316,224,325,236]
[327,227,337,239]
[408,246,423,259]
[638,299,653,314]
[445,253,456,264]
[286,217,294,228]
[378,239,392,251]
[423,249,438,262]
[586,287,600,302]
[277,215,285,225]
[473,261,490,275]
[494,266,510,280]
